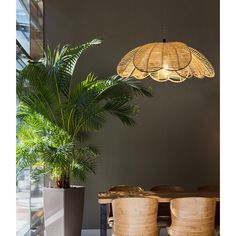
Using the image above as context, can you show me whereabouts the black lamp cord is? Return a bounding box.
[162,0,167,42]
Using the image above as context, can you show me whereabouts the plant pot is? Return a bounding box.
[43,186,85,236]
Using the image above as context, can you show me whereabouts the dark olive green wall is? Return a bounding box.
[44,0,219,228]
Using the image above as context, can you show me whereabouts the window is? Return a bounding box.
[16,0,44,235]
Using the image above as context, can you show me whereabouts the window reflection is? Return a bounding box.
[30,175,44,235]
[16,0,30,54]
[16,0,44,235]
[16,42,29,70]
[16,168,31,236]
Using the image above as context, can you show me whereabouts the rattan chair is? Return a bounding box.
[215,225,220,236]
[197,186,220,235]
[112,197,159,236]
[108,185,144,227]
[167,197,216,236]
[150,185,185,233]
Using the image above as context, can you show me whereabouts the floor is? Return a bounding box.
[81,229,168,236]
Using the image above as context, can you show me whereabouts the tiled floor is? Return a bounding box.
[81,229,168,236]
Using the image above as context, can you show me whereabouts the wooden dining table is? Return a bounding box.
[98,191,220,236]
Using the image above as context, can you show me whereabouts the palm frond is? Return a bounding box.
[71,145,99,182]
[16,40,152,185]
[94,75,153,101]
[103,100,137,126]
[41,39,103,95]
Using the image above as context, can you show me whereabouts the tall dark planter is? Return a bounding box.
[43,186,85,236]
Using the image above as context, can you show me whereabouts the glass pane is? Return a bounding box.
[16,168,31,236]
[16,0,30,54]
[16,1,44,235]
[30,174,44,235]
[16,43,29,70]
[29,1,44,233]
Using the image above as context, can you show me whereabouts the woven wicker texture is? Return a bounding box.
[167,197,216,236]
[177,47,215,79]
[133,42,191,72]
[117,47,149,80]
[112,197,159,236]
[117,41,215,82]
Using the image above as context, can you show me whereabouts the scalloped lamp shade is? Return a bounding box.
[117,41,215,83]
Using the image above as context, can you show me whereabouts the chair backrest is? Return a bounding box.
[168,197,216,236]
[109,185,144,192]
[197,185,220,192]
[112,197,159,236]
[150,185,184,192]
[108,185,144,218]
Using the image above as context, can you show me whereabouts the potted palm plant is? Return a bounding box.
[16,39,152,236]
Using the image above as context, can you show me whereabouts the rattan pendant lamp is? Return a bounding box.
[117,2,215,83]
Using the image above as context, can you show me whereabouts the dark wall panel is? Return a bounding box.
[44,0,219,228]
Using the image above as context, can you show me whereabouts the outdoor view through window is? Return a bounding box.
[16,0,44,235]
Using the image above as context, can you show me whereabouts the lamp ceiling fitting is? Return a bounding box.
[117,40,215,83]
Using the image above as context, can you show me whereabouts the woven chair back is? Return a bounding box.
[112,197,159,236]
[168,197,216,236]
